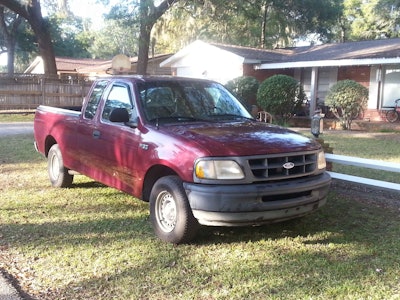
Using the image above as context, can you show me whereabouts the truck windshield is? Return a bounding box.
[137,80,253,123]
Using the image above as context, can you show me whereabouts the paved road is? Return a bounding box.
[0,122,34,137]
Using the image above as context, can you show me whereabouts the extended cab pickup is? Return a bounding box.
[34,76,331,243]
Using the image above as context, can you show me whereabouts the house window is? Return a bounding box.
[382,66,400,107]
[317,67,338,103]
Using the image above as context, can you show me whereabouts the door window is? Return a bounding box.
[84,80,108,119]
[102,84,134,121]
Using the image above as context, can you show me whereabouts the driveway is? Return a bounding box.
[0,122,34,137]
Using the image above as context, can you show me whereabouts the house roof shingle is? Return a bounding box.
[55,57,109,72]
[210,43,289,63]
[25,54,173,75]
[212,38,400,64]
[288,38,400,62]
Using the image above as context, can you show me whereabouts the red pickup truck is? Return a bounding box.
[34,76,331,244]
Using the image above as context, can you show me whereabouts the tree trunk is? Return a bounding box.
[33,26,57,75]
[0,0,57,75]
[136,0,179,75]
[6,40,15,74]
[137,22,151,75]
[27,0,57,75]
[261,2,269,48]
[0,6,18,74]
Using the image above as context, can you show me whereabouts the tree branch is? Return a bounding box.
[0,0,28,19]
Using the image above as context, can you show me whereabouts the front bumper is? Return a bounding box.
[184,172,331,226]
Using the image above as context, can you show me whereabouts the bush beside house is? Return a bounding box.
[325,80,368,130]
[257,74,305,125]
[225,76,259,113]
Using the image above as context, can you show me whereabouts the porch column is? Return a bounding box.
[309,67,318,116]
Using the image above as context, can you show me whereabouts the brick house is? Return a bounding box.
[161,39,400,120]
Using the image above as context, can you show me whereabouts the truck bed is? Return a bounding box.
[36,105,82,116]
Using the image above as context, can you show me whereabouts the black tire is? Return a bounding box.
[47,144,74,188]
[386,110,399,123]
[149,176,199,244]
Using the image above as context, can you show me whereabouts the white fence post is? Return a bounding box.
[325,153,400,192]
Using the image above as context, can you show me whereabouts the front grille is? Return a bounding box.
[247,152,318,181]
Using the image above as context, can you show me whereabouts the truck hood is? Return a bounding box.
[163,120,320,156]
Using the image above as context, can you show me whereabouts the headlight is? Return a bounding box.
[195,160,244,180]
[317,151,327,170]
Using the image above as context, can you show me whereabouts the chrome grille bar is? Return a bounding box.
[247,152,318,181]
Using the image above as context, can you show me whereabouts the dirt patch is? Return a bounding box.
[331,179,400,211]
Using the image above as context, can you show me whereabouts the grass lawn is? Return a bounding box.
[0,131,399,299]
[0,113,35,123]
[321,131,400,184]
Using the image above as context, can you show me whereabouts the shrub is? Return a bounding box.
[325,80,368,130]
[225,76,259,109]
[257,75,305,124]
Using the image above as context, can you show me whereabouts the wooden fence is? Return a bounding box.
[0,74,93,110]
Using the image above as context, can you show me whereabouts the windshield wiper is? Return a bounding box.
[150,116,207,122]
[149,116,207,128]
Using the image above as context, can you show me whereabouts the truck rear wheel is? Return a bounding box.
[48,144,73,188]
[150,176,199,244]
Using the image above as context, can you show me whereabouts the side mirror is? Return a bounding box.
[109,107,130,123]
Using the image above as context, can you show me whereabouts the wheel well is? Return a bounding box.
[142,165,178,202]
[44,136,57,157]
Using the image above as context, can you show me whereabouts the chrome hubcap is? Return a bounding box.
[156,191,177,233]
[50,154,60,179]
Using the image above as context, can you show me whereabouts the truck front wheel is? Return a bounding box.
[150,176,199,244]
[47,144,73,188]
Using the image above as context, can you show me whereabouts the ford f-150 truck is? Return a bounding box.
[34,76,331,244]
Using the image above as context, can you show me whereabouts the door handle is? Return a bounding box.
[92,130,101,139]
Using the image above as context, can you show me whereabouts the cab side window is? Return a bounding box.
[84,80,108,119]
[102,84,134,122]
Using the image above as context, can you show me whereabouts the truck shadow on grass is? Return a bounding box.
[2,189,399,299]
[35,178,398,248]
[68,181,109,189]
[196,190,399,246]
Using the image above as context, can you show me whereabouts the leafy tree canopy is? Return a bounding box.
[48,14,91,58]
[2,0,400,74]
[152,0,343,52]
[341,0,400,41]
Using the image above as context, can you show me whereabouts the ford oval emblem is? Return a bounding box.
[283,162,295,169]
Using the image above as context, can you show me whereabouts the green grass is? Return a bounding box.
[1,134,400,299]
[320,131,400,184]
[0,113,35,122]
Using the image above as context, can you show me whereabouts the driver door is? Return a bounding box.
[92,82,142,194]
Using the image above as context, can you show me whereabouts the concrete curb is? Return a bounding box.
[0,272,21,300]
